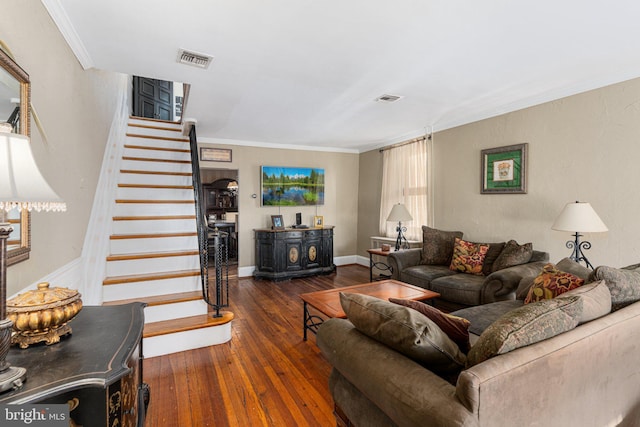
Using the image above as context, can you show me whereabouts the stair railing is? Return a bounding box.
[188,125,229,317]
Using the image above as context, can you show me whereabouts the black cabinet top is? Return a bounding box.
[0,303,145,403]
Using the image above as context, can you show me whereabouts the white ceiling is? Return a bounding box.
[43,0,640,152]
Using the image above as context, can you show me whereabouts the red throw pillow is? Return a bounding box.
[389,298,471,353]
[524,263,585,304]
[449,238,489,276]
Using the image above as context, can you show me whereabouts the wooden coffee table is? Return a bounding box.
[299,279,440,340]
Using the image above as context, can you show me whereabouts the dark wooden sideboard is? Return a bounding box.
[0,303,148,427]
[254,227,336,280]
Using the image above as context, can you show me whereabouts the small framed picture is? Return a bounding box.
[481,143,528,194]
[271,215,285,230]
[313,215,324,228]
[200,147,232,162]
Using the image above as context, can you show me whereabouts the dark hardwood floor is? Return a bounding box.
[143,264,370,426]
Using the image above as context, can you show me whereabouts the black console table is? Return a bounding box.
[0,303,148,427]
[254,227,336,280]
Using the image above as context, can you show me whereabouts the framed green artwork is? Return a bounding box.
[481,143,528,194]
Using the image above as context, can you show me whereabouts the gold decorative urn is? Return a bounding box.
[6,282,82,348]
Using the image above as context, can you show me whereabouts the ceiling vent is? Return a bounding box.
[177,49,214,69]
[375,94,404,103]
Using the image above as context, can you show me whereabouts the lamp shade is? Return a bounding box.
[387,203,412,222]
[0,132,66,212]
[551,201,607,233]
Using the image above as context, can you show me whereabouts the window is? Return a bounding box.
[379,137,432,241]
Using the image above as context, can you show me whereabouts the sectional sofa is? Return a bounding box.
[317,260,640,426]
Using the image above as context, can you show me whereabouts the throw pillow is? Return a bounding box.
[420,226,463,266]
[524,263,585,304]
[588,265,640,311]
[389,298,471,353]
[481,242,506,276]
[449,238,489,276]
[491,239,533,273]
[556,280,611,324]
[466,296,583,367]
[339,292,466,375]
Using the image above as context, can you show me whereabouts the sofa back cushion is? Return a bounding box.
[420,226,463,265]
[466,295,583,367]
[491,239,533,273]
[481,242,506,276]
[588,265,640,311]
[339,292,466,375]
[556,280,611,324]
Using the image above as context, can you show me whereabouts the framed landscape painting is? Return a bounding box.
[261,166,325,206]
[481,143,528,194]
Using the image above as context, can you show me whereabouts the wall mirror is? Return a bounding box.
[0,47,31,265]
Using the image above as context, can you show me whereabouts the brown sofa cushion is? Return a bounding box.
[389,298,471,353]
[524,263,585,304]
[481,242,506,276]
[339,292,466,375]
[449,238,489,276]
[466,295,583,367]
[491,239,533,273]
[421,226,463,266]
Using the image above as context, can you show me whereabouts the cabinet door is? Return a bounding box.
[303,230,322,269]
[283,238,303,271]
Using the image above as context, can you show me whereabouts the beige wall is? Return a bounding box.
[3,1,123,295]
[358,76,640,268]
[356,149,383,256]
[199,143,360,268]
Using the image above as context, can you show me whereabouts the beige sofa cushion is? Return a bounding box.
[339,292,466,375]
[557,280,611,324]
[466,295,583,367]
[588,265,640,311]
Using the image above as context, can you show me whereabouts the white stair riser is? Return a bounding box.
[119,173,192,186]
[126,133,187,145]
[102,275,201,301]
[116,186,194,200]
[123,147,191,162]
[110,235,199,254]
[113,202,196,217]
[143,322,232,358]
[112,218,197,234]
[121,159,192,173]
[106,254,200,276]
[128,119,182,130]
[144,300,208,323]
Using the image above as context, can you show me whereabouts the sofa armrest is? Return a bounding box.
[317,318,478,427]
[480,261,548,304]
[387,248,422,280]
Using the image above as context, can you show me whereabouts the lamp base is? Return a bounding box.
[0,366,26,393]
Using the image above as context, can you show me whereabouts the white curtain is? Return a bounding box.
[379,136,432,241]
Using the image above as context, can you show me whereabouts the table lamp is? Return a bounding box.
[551,201,607,269]
[0,130,66,392]
[387,203,412,251]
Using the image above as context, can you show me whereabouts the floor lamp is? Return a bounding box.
[551,201,607,270]
[0,131,66,392]
[387,203,413,251]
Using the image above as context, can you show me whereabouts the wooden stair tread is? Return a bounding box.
[124,144,190,153]
[128,116,182,125]
[120,169,192,176]
[143,312,234,338]
[115,199,195,204]
[106,249,199,262]
[117,183,194,189]
[126,133,188,143]
[113,215,196,221]
[103,291,204,307]
[110,231,197,240]
[103,269,200,285]
[122,156,190,164]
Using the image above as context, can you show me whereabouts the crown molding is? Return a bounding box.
[41,0,94,70]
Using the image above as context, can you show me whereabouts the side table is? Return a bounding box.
[366,248,399,282]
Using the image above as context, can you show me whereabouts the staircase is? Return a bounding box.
[102,117,233,358]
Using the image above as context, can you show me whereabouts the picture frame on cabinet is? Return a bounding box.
[313,216,324,228]
[271,215,285,230]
